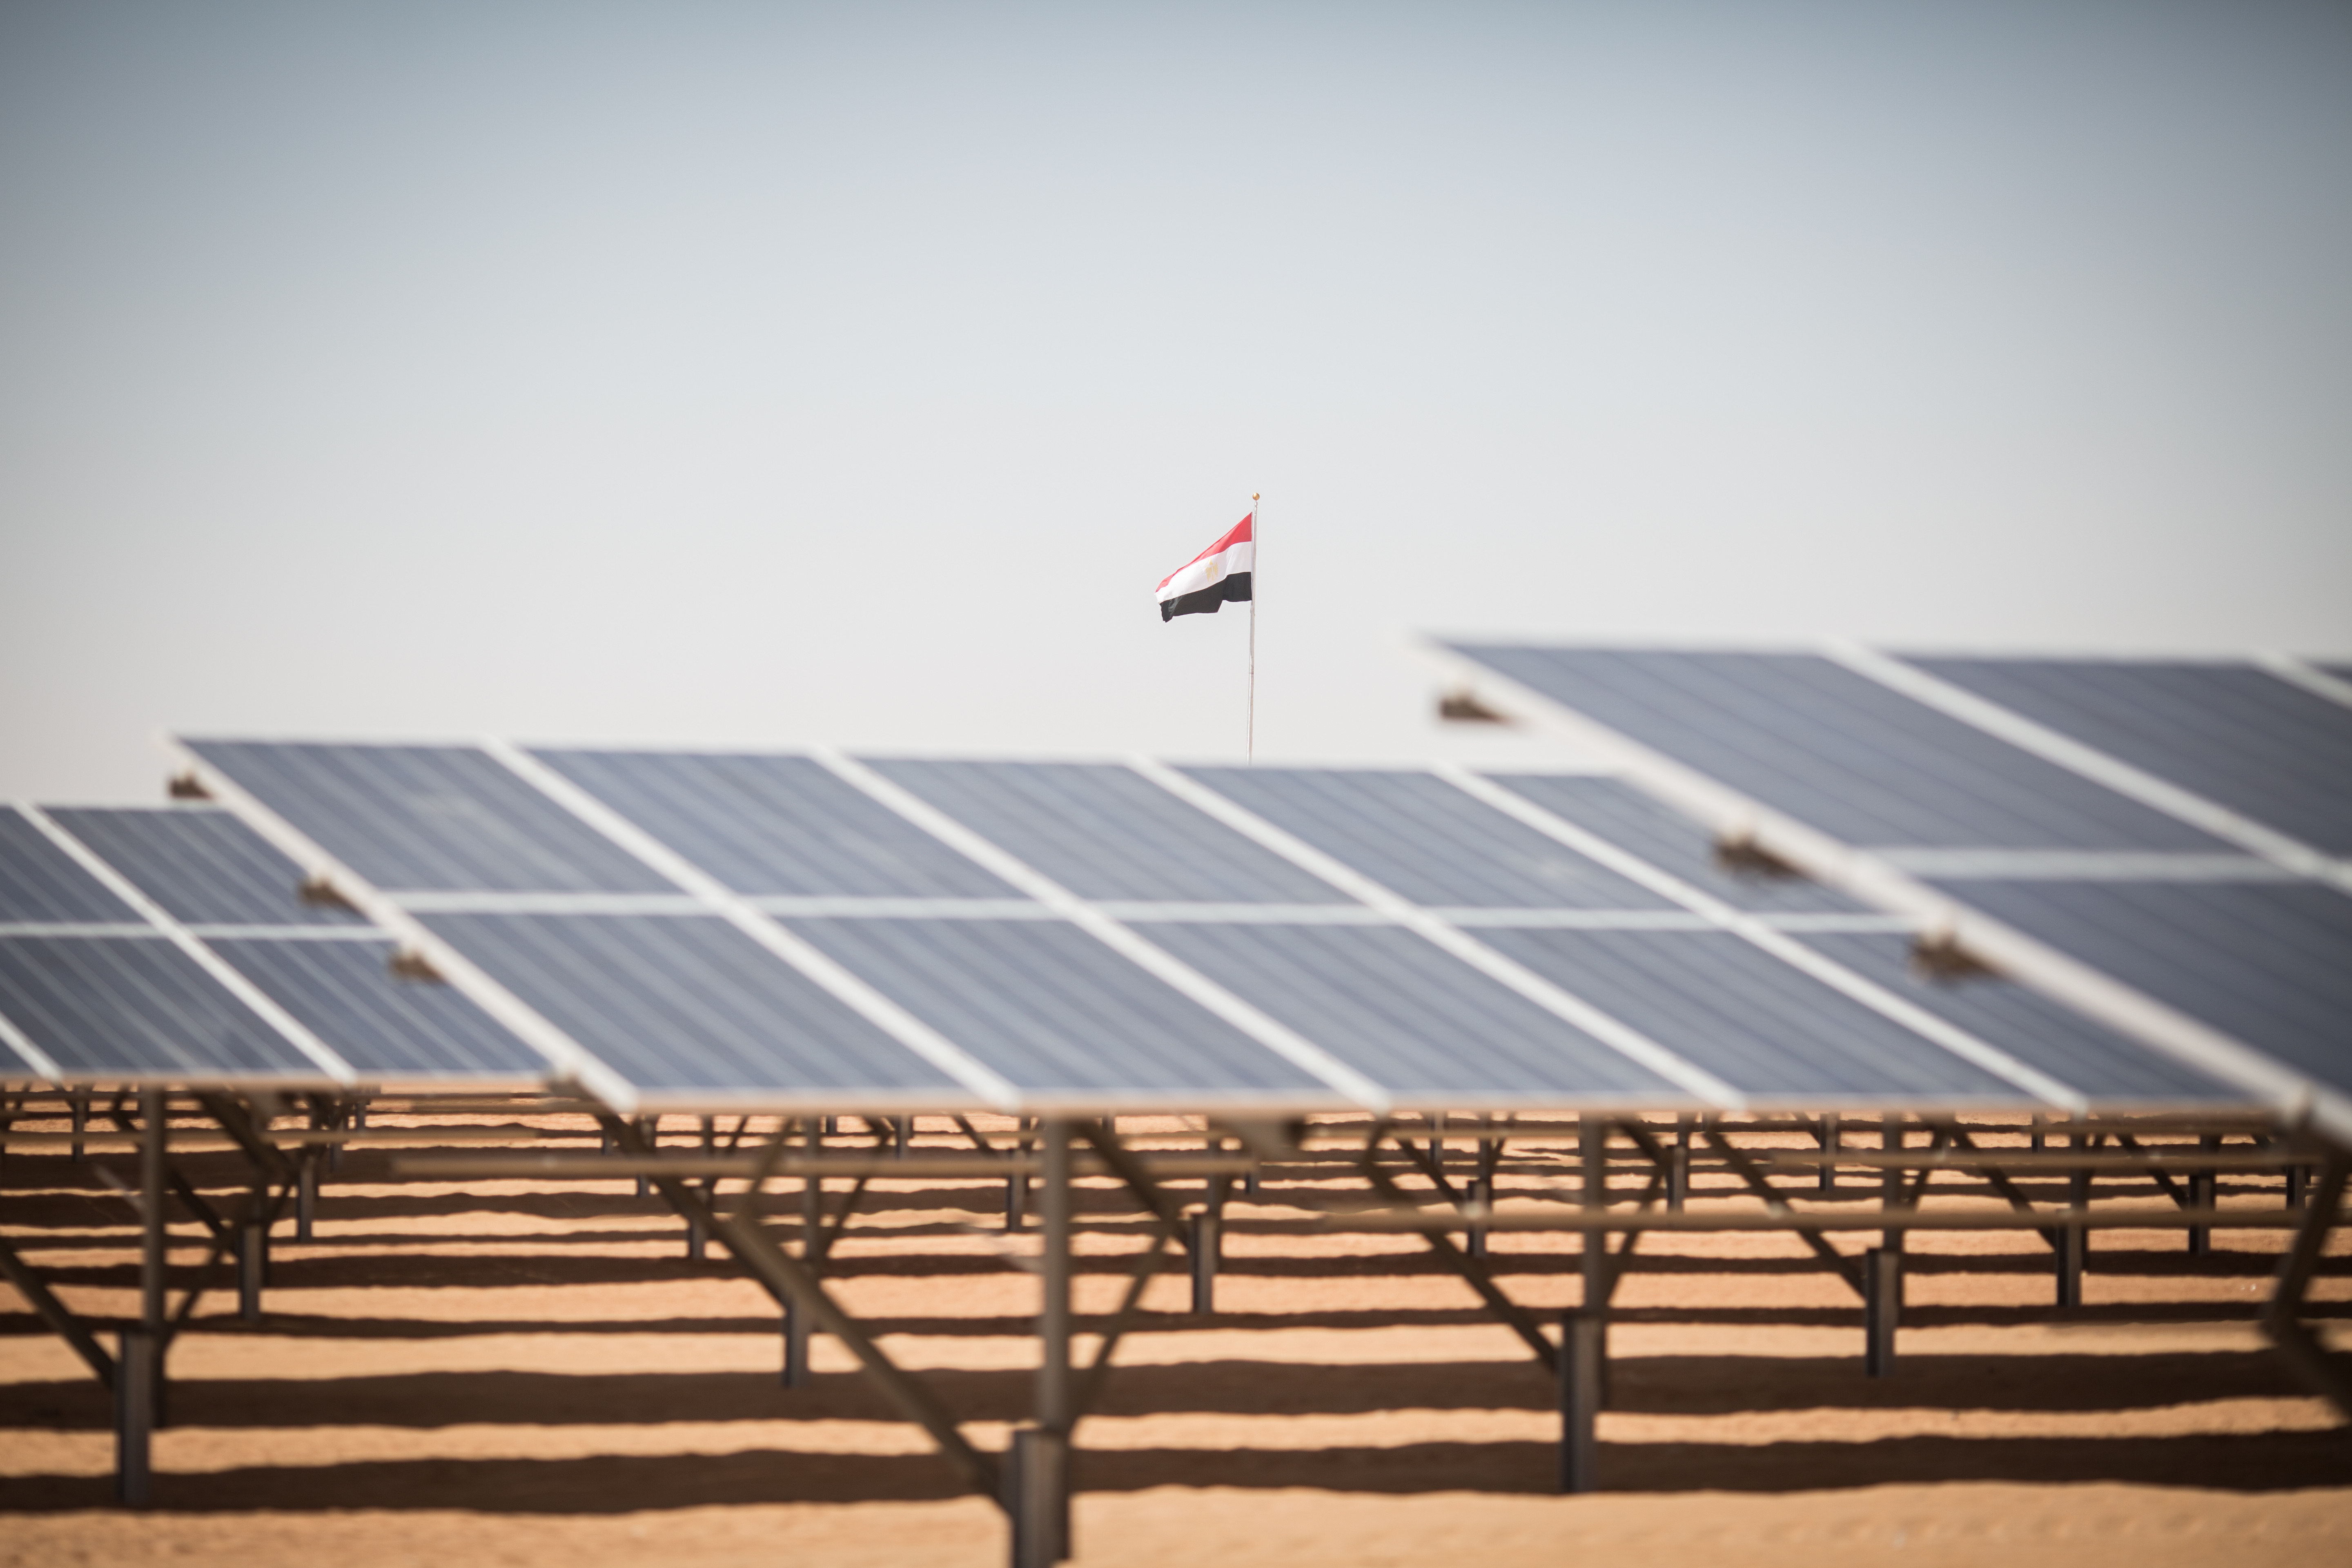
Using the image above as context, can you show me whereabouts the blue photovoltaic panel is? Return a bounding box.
[869,760,1348,904]
[783,918,1328,1098]
[1483,775,1866,914]
[1908,658,2352,855]
[209,938,543,1079]
[1445,646,2224,852]
[1920,879,2352,1096]
[415,912,966,1098]
[51,807,361,927]
[0,809,137,924]
[534,750,1018,898]
[1136,922,1675,1100]
[0,936,330,1079]
[184,742,673,894]
[1473,928,2020,1099]
[1184,768,1673,911]
[1795,933,2245,1103]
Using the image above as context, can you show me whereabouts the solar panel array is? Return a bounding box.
[153,737,2249,1118]
[0,804,539,1085]
[1438,643,2352,1134]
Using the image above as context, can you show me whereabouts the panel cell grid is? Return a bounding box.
[415,911,967,1098]
[0,809,137,924]
[1136,921,1676,1100]
[1483,774,1864,914]
[1185,767,1674,911]
[536,750,1020,899]
[1474,928,2019,1099]
[1796,933,2241,1102]
[211,938,542,1078]
[0,935,329,1079]
[871,760,1348,904]
[1911,657,2352,855]
[185,741,674,894]
[1446,646,2224,851]
[52,806,360,927]
[784,917,1327,1096]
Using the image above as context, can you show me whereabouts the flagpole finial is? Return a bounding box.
[1252,492,1260,501]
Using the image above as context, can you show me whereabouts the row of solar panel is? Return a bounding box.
[16,740,2235,1114]
[0,805,542,1082]
[1440,647,2352,1103]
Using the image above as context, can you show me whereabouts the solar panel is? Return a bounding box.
[1442,645,2225,851]
[1469,928,2021,1100]
[1793,933,2241,1103]
[168,737,2276,1120]
[1908,657,2352,855]
[0,934,329,1080]
[0,808,138,924]
[1180,768,1674,911]
[1437,641,2344,1130]
[870,760,1348,904]
[1915,878,2352,1098]
[47,806,361,927]
[413,912,972,1105]
[184,740,675,893]
[1133,921,1677,1101]
[209,936,544,1079]
[533,750,1021,899]
[0,806,547,1087]
[781,916,1330,1101]
[1482,775,1866,915]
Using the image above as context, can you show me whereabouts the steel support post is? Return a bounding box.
[1667,1114,1691,1210]
[296,1149,318,1241]
[238,1221,265,1323]
[1880,1114,1905,1256]
[1465,1175,1490,1258]
[785,1116,823,1387]
[1863,1247,1900,1376]
[2059,1125,2091,1307]
[2287,1161,2308,1210]
[1011,1117,1073,1568]
[1819,1112,1840,1195]
[115,1330,156,1506]
[1578,1115,1610,1408]
[71,1088,88,1162]
[1189,1208,1221,1313]
[116,1083,169,1501]
[2187,1134,2218,1256]
[2055,1225,2087,1309]
[1557,1310,1603,1494]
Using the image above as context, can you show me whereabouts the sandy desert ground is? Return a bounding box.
[3,1106,2346,1566]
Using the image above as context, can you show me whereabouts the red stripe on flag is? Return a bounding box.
[1156,513,1253,593]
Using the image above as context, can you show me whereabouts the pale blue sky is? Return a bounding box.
[4,2,2347,800]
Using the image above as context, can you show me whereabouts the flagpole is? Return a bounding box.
[1248,491,1260,765]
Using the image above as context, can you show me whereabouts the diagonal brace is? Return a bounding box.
[1361,1126,1557,1375]
[1699,1119,1865,1299]
[0,1234,114,1387]
[598,1114,1001,1500]
[2262,1154,2349,1419]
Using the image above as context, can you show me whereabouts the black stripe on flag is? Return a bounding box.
[1159,571,1253,621]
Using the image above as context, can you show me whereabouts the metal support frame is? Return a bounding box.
[1698,1118,1866,1298]
[596,1114,1001,1501]
[1364,1125,1557,1375]
[2261,1156,2350,1418]
[1816,1111,1840,1195]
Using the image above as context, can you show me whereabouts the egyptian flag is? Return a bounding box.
[1155,514,1253,621]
